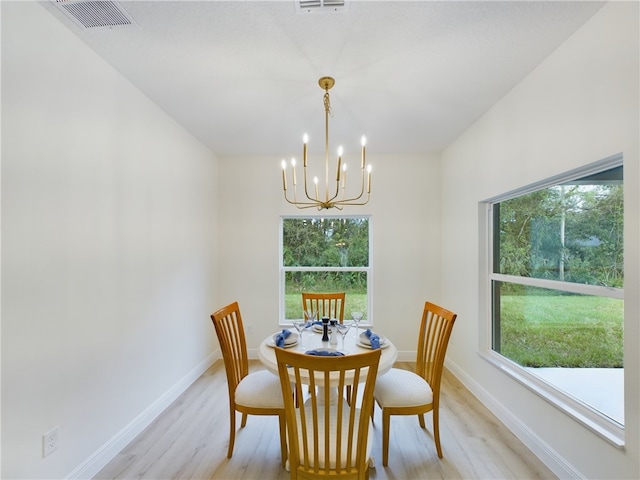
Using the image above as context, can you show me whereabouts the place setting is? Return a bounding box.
[267,329,299,348]
[357,329,389,349]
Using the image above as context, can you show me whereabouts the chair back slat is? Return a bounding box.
[302,292,346,322]
[211,302,249,394]
[416,302,457,402]
[276,349,381,479]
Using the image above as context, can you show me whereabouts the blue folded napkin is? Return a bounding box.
[305,349,345,356]
[364,329,380,349]
[274,329,292,347]
[310,320,325,331]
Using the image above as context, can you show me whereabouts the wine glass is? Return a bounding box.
[351,311,364,337]
[293,319,307,349]
[303,309,317,332]
[336,321,352,352]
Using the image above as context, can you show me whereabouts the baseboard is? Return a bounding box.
[394,349,415,362]
[66,350,220,480]
[445,358,585,480]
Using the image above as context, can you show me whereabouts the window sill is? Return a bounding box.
[480,351,625,449]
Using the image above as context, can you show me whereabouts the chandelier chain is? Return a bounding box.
[323,92,333,117]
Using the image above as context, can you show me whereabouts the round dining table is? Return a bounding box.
[258,325,398,379]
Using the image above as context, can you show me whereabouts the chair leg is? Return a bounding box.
[382,409,391,467]
[240,412,248,428]
[278,412,287,467]
[227,408,236,458]
[433,408,443,458]
[418,412,426,428]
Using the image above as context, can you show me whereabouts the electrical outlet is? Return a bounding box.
[246,325,253,335]
[43,426,59,457]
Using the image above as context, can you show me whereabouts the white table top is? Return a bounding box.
[258,325,398,379]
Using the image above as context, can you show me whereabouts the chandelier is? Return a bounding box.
[281,76,372,210]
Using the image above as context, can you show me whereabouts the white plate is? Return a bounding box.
[267,338,299,349]
[271,331,299,346]
[356,339,390,350]
[359,332,387,346]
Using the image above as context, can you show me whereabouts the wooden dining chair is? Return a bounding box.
[302,292,346,322]
[275,348,381,480]
[373,301,457,465]
[210,301,287,467]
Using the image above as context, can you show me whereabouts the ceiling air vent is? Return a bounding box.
[52,0,137,30]
[296,0,348,14]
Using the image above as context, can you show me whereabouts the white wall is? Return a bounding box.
[217,152,442,359]
[1,3,219,479]
[441,3,639,478]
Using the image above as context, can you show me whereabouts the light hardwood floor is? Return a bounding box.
[95,361,557,479]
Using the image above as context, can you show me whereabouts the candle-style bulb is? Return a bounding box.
[361,135,367,146]
[291,158,297,186]
[281,160,287,191]
[303,133,308,167]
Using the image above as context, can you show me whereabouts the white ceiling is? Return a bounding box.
[41,1,605,158]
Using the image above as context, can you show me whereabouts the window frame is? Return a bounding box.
[279,215,373,325]
[478,153,624,448]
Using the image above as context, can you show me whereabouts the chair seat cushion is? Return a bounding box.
[292,400,372,470]
[235,370,284,409]
[374,368,433,408]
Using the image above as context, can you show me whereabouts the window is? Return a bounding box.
[485,157,624,443]
[280,216,371,322]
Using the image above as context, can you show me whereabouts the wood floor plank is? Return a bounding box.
[94,360,557,480]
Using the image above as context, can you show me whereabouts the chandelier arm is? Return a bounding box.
[325,170,343,205]
[299,203,326,209]
[328,128,369,205]
[329,165,366,204]
[330,192,371,207]
[284,194,327,208]
[302,165,316,202]
[288,163,369,207]
[284,175,323,208]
